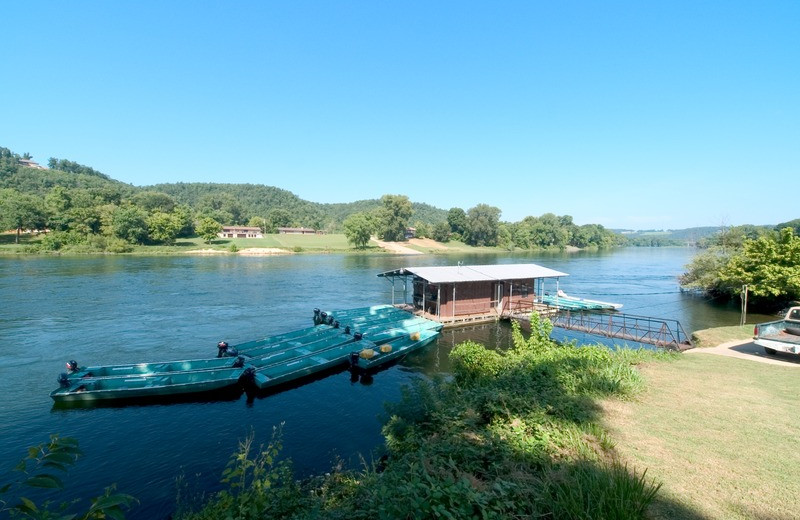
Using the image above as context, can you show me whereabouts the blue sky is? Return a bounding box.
[3,1,798,230]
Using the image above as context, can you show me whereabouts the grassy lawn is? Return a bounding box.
[602,353,800,519]
[691,325,754,348]
[0,233,379,255]
[176,233,361,251]
[403,238,505,254]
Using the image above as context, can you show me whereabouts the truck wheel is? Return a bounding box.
[763,347,777,355]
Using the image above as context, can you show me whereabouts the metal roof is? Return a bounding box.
[378,264,568,284]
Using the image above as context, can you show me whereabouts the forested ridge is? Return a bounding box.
[5,145,768,253]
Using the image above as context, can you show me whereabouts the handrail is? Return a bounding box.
[549,309,691,348]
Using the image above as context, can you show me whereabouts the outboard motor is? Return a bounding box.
[239,367,256,387]
[232,356,246,368]
[224,347,239,358]
[333,320,340,329]
[320,312,328,324]
[313,308,321,324]
[66,360,79,372]
[349,351,360,367]
[58,373,70,387]
[354,332,363,341]
[326,315,334,325]
[217,341,230,358]
[344,326,351,335]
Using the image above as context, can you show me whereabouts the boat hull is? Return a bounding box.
[50,368,247,403]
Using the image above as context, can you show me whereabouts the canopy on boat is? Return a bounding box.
[378,263,568,284]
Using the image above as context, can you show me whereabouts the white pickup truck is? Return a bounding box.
[754,307,800,355]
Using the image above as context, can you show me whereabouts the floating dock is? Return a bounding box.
[540,291,623,311]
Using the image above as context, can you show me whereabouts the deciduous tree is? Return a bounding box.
[447,207,468,240]
[112,206,149,244]
[0,189,46,243]
[147,211,182,244]
[197,217,223,243]
[719,227,800,304]
[432,221,451,242]
[343,212,373,249]
[377,194,412,241]
[465,204,501,246]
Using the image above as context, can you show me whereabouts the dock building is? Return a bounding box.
[378,263,568,327]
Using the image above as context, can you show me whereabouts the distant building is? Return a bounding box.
[18,159,47,170]
[404,227,417,239]
[277,227,319,235]
[219,226,263,238]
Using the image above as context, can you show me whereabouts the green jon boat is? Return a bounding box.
[62,356,246,382]
[231,324,334,353]
[350,329,440,372]
[244,336,373,390]
[50,366,248,403]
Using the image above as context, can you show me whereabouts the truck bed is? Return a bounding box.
[760,330,800,344]
[757,317,800,344]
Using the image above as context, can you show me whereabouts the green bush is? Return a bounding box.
[176,426,303,520]
[106,237,134,253]
[178,318,668,520]
[450,340,505,384]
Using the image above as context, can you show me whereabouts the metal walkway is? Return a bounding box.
[549,310,692,350]
[505,303,692,350]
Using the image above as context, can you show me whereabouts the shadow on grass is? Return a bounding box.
[0,232,37,245]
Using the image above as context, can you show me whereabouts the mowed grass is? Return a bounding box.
[0,233,382,254]
[691,325,755,348]
[200,233,360,251]
[601,353,800,519]
[404,238,504,253]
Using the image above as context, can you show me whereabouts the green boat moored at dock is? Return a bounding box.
[50,305,442,403]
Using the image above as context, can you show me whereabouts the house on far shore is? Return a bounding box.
[404,227,417,239]
[219,226,263,239]
[18,158,47,170]
[277,227,320,235]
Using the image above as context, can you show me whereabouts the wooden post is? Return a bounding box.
[422,280,426,317]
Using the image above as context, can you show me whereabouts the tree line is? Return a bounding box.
[343,195,623,250]
[3,146,619,252]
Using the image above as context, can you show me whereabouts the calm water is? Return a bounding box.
[0,249,767,518]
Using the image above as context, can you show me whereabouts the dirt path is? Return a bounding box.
[372,239,424,255]
[686,339,800,367]
[407,238,447,250]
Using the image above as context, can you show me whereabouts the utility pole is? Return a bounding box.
[740,285,749,326]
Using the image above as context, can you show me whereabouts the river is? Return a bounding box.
[0,248,769,518]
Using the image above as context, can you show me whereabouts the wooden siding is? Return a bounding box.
[413,279,538,318]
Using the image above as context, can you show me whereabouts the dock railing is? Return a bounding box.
[504,303,692,350]
[550,309,692,350]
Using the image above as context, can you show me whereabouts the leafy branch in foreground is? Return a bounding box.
[0,434,136,520]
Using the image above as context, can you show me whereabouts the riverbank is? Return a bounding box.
[174,320,675,519]
[0,233,580,256]
[171,325,799,519]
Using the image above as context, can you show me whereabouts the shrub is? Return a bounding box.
[450,340,505,384]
